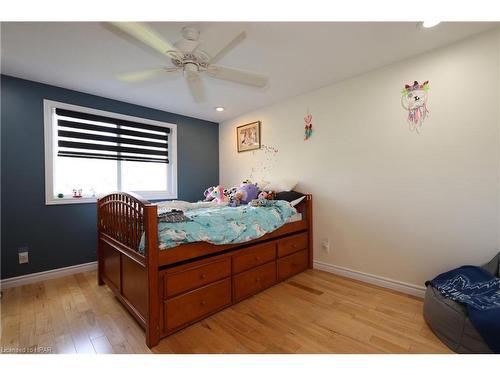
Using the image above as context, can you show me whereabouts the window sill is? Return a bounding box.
[46,192,178,205]
[46,197,97,205]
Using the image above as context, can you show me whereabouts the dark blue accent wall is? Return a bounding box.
[1,75,219,279]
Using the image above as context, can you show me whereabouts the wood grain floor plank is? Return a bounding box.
[91,335,114,354]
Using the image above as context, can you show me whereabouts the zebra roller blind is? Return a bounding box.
[55,108,170,163]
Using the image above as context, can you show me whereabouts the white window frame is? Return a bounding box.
[43,99,178,205]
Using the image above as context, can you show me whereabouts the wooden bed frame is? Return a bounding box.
[97,192,313,348]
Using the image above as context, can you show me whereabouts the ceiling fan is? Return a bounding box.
[109,22,269,102]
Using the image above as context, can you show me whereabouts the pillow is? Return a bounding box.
[156,200,217,214]
[275,191,305,203]
[290,196,306,207]
[266,179,297,192]
[157,200,192,214]
[255,180,270,190]
[189,201,224,209]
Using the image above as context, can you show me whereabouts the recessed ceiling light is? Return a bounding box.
[215,107,225,112]
[421,21,441,28]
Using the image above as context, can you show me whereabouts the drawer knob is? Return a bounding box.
[254,256,261,261]
[292,244,297,248]
[255,277,261,282]
[200,274,207,279]
[200,300,206,306]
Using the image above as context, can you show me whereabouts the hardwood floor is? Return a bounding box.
[0,269,452,354]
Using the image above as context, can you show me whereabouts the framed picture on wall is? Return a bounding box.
[237,121,261,152]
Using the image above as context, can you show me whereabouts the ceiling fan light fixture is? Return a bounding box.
[183,62,199,73]
[421,21,441,29]
[111,22,269,103]
[183,63,200,82]
[215,107,225,112]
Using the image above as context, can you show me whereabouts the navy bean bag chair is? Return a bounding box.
[423,252,500,354]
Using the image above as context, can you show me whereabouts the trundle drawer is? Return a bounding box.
[277,249,308,281]
[164,278,231,332]
[277,232,308,257]
[164,258,231,298]
[233,261,276,302]
[232,241,276,274]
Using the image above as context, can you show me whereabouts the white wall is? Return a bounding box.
[219,30,500,288]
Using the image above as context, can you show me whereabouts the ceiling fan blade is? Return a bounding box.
[185,71,205,102]
[116,67,178,83]
[202,28,246,64]
[207,65,268,88]
[109,22,178,57]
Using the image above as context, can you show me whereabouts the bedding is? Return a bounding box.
[139,200,297,251]
[156,200,220,214]
[286,212,303,223]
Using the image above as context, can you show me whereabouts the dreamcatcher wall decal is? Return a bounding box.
[304,110,313,140]
[401,80,430,133]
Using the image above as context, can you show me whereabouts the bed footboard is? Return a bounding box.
[97,192,160,347]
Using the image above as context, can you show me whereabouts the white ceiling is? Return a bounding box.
[1,22,497,122]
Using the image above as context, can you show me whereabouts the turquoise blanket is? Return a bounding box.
[140,200,297,251]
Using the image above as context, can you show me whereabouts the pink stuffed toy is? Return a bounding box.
[258,191,275,200]
[210,185,229,204]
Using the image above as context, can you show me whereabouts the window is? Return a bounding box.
[44,100,177,205]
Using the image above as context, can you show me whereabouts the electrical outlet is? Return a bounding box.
[321,238,330,253]
[18,247,29,264]
[19,252,29,264]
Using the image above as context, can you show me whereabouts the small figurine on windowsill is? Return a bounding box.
[72,189,82,198]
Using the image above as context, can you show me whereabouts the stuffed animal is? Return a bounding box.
[221,186,242,207]
[224,186,238,200]
[228,197,239,207]
[258,191,276,200]
[235,182,259,205]
[203,186,215,201]
[210,185,229,204]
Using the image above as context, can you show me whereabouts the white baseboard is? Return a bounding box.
[1,261,98,290]
[313,260,426,298]
[1,259,425,297]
